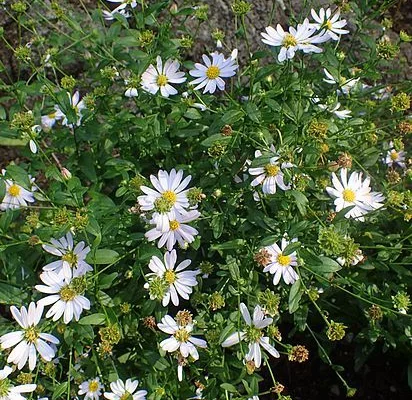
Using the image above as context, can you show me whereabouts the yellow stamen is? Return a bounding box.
[342,188,356,202]
[390,151,399,161]
[8,184,21,197]
[164,270,177,284]
[162,190,177,204]
[206,65,220,79]
[62,251,78,266]
[169,220,180,231]
[24,326,40,343]
[157,74,168,87]
[88,381,99,392]
[174,328,190,342]
[59,285,77,302]
[264,164,280,177]
[277,253,291,267]
[325,20,333,30]
[282,33,298,48]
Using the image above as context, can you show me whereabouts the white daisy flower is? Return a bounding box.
[313,98,352,119]
[0,302,59,371]
[384,142,406,168]
[106,0,137,8]
[0,366,37,399]
[35,272,90,324]
[78,377,103,400]
[337,248,365,267]
[55,91,86,128]
[158,314,207,361]
[323,69,359,95]
[248,154,293,195]
[221,303,279,368]
[145,249,200,306]
[145,210,200,251]
[138,169,192,232]
[263,238,299,285]
[124,87,138,97]
[261,18,328,62]
[104,378,147,400]
[41,109,64,131]
[42,232,92,280]
[189,52,238,94]
[103,5,131,21]
[326,168,385,221]
[311,8,349,41]
[141,56,186,97]
[0,170,36,211]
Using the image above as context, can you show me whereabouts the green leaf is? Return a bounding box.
[211,214,224,239]
[288,279,303,314]
[211,239,245,251]
[288,190,308,216]
[52,382,68,400]
[220,383,238,393]
[0,283,25,304]
[78,313,106,325]
[89,249,120,264]
[221,110,244,124]
[307,256,342,274]
[245,102,261,123]
[283,241,301,256]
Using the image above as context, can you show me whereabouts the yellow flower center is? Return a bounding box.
[8,184,21,197]
[24,326,40,343]
[162,190,177,204]
[264,164,280,177]
[277,253,291,267]
[88,381,99,392]
[48,111,56,119]
[390,151,399,161]
[174,328,190,343]
[206,65,220,79]
[59,285,77,302]
[164,269,177,284]
[325,20,333,30]
[120,393,133,400]
[282,33,298,48]
[62,251,78,266]
[157,74,168,87]
[169,220,180,231]
[342,188,356,202]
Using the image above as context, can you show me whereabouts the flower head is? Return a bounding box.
[0,366,36,399]
[35,272,90,324]
[221,303,279,368]
[138,169,192,232]
[104,378,147,400]
[42,232,92,280]
[326,168,385,221]
[311,8,349,41]
[0,169,36,211]
[145,249,200,306]
[78,377,103,400]
[384,142,406,168]
[145,210,200,251]
[158,314,207,381]
[248,154,293,195]
[55,91,86,127]
[141,56,186,97]
[261,18,328,62]
[263,238,299,285]
[189,52,238,94]
[0,302,59,371]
